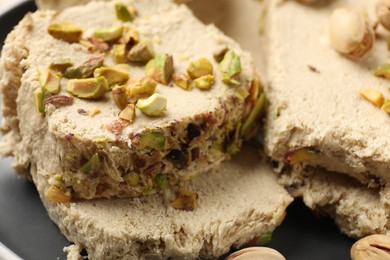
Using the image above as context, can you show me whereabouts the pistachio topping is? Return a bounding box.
[328,8,375,59]
[127,38,155,63]
[218,50,242,86]
[45,185,71,203]
[119,104,136,123]
[49,60,74,73]
[213,46,229,63]
[172,73,192,90]
[136,93,167,116]
[374,64,390,79]
[376,0,390,31]
[64,54,104,79]
[171,188,197,211]
[112,85,128,109]
[241,93,266,135]
[48,22,83,43]
[124,172,139,186]
[187,58,213,79]
[38,69,61,94]
[66,76,109,99]
[145,53,174,85]
[81,153,100,175]
[382,100,390,113]
[285,147,319,164]
[115,2,135,22]
[119,26,139,46]
[93,25,123,42]
[194,74,215,90]
[359,87,384,107]
[111,44,127,64]
[128,77,157,98]
[34,88,45,114]
[138,131,166,150]
[93,64,130,87]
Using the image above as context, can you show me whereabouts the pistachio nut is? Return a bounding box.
[374,63,390,79]
[112,85,128,110]
[213,46,229,63]
[227,122,242,155]
[34,88,45,114]
[172,73,192,90]
[194,74,215,90]
[124,172,139,186]
[249,78,263,104]
[49,60,74,73]
[226,247,285,260]
[241,92,266,135]
[119,26,139,45]
[136,93,167,116]
[66,76,109,99]
[359,87,384,107]
[382,100,390,113]
[171,187,197,211]
[64,54,104,79]
[218,50,242,86]
[93,64,130,87]
[115,2,135,22]
[48,22,83,43]
[128,77,157,98]
[155,174,169,190]
[351,234,390,260]
[234,87,250,101]
[45,185,71,203]
[137,131,166,150]
[285,147,319,164]
[81,153,100,175]
[376,0,390,31]
[127,38,155,63]
[93,25,123,42]
[187,58,213,79]
[111,44,127,64]
[328,8,375,59]
[145,53,174,85]
[38,69,61,94]
[119,104,136,123]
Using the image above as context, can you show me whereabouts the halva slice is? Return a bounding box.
[0,0,262,200]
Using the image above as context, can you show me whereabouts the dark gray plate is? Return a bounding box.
[0,1,354,259]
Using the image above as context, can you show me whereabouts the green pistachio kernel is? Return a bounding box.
[64,54,104,79]
[81,153,100,175]
[128,77,157,98]
[155,174,169,190]
[112,85,128,110]
[145,53,174,85]
[193,74,215,90]
[172,73,192,90]
[138,131,166,150]
[66,76,109,99]
[48,22,83,43]
[38,69,61,94]
[241,92,266,135]
[93,25,123,42]
[127,38,155,63]
[34,88,45,114]
[124,172,139,186]
[382,100,390,113]
[374,63,390,79]
[111,44,127,64]
[93,64,130,87]
[218,50,242,86]
[115,2,135,22]
[49,60,74,73]
[187,58,213,79]
[136,93,167,116]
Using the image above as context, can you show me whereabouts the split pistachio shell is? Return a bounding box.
[34,88,45,114]
[127,38,155,63]
[136,93,167,116]
[227,247,285,260]
[128,77,157,98]
[38,69,61,94]
[93,25,123,42]
[194,74,215,90]
[187,58,213,79]
[45,185,71,203]
[145,53,174,85]
[374,64,390,79]
[48,22,82,43]
[376,0,390,31]
[219,50,242,86]
[115,2,135,22]
[112,85,128,110]
[119,104,136,122]
[111,44,127,64]
[359,87,384,107]
[138,131,166,150]
[66,76,109,99]
[351,235,390,260]
[93,64,130,86]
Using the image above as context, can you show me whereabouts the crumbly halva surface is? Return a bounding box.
[264,0,390,185]
[0,0,261,200]
[34,146,292,259]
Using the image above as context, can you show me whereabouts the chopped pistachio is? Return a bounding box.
[93,64,130,87]
[124,172,139,186]
[93,25,123,42]
[38,69,61,94]
[213,46,229,63]
[193,74,215,90]
[89,107,101,117]
[111,44,127,64]
[245,232,273,247]
[359,87,384,107]
[49,60,74,73]
[128,77,157,98]
[285,147,319,164]
[85,37,110,52]
[172,73,192,90]
[81,153,100,175]
[137,131,166,150]
[45,185,71,203]
[64,54,104,79]
[112,85,128,109]
[155,174,169,190]
[44,95,74,105]
[187,58,213,79]
[47,22,82,43]
[145,53,174,85]
[119,104,136,123]
[382,100,390,113]
[227,122,242,155]
[119,26,139,45]
[171,187,197,211]
[34,88,45,114]
[136,93,167,116]
[66,76,109,99]
[249,78,262,104]
[115,2,135,22]
[234,87,250,101]
[241,92,266,135]
[219,50,242,86]
[127,38,155,63]
[374,64,390,79]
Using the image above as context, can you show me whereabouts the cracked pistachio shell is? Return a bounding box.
[94,64,130,87]
[187,58,213,79]
[115,2,135,22]
[38,69,61,94]
[127,38,155,63]
[145,53,174,85]
[93,25,123,42]
[48,22,82,43]
[219,50,242,86]
[66,76,109,99]
[193,74,215,90]
[136,93,167,116]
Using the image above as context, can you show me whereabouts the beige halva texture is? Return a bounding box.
[0,0,259,200]
[37,146,292,259]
